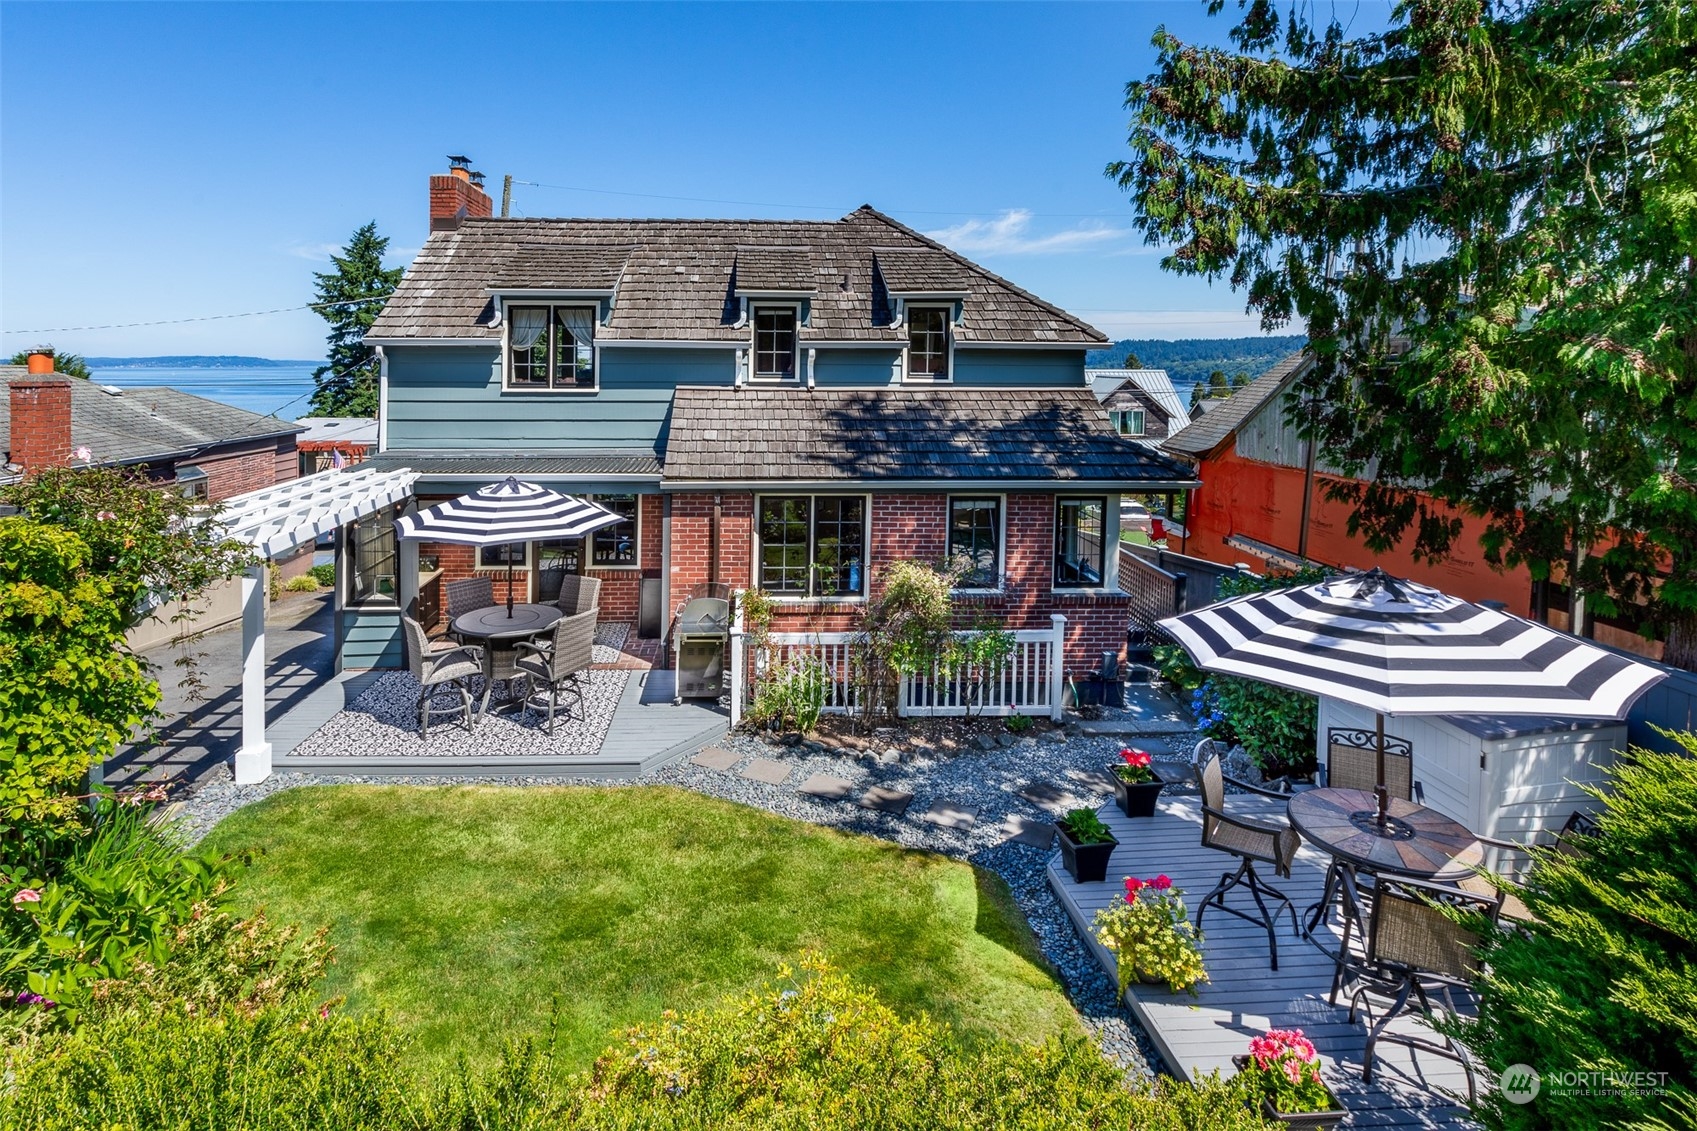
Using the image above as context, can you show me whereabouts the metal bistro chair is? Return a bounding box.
[513,609,597,735]
[1304,729,1424,935]
[444,576,496,642]
[554,574,601,617]
[401,616,483,739]
[1195,752,1304,969]
[1337,876,1501,1101]
[1459,810,1601,927]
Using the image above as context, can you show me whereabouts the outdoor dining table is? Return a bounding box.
[451,604,564,718]
[1287,786,1485,932]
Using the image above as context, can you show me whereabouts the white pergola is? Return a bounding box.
[219,465,418,783]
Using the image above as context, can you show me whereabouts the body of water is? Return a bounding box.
[87,364,319,420]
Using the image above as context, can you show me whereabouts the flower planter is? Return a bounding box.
[1112,771,1166,818]
[1056,826,1118,883]
[1231,1057,1348,1130]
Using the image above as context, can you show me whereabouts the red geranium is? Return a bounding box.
[1114,747,1158,784]
[1124,876,1145,896]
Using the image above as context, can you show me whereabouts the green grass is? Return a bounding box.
[204,784,1078,1073]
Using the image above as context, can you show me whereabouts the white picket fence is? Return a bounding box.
[728,613,1066,725]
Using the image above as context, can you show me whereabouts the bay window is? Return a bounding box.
[1054,497,1107,589]
[506,304,597,390]
[757,495,866,598]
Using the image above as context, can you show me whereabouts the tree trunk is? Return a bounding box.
[1663,608,1697,674]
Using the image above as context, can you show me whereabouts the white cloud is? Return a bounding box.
[926,209,1129,255]
[285,242,342,262]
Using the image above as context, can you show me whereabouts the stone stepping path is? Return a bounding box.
[918,800,977,830]
[739,757,793,785]
[999,814,1055,849]
[1016,781,1090,815]
[1064,768,1115,794]
[858,786,914,815]
[797,773,856,801]
[690,746,740,771]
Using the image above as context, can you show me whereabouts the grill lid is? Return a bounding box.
[677,596,730,633]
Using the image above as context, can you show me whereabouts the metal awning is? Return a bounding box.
[221,465,419,557]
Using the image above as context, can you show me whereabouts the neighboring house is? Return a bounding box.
[295,416,377,475]
[357,162,1197,671]
[1087,368,1190,443]
[1158,351,1664,661]
[3,352,308,647]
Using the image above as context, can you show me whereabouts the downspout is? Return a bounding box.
[375,345,389,453]
[661,493,673,644]
[1298,402,1317,563]
[710,494,722,588]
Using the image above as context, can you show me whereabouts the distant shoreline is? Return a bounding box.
[84,355,319,369]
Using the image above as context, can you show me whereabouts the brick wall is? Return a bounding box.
[7,377,72,470]
[196,437,298,504]
[429,174,493,232]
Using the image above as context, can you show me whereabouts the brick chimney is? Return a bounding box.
[430,155,493,232]
[8,368,73,471]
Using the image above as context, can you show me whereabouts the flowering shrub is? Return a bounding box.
[1189,683,1238,746]
[1093,875,1208,995]
[1240,1028,1334,1114]
[1113,747,1158,784]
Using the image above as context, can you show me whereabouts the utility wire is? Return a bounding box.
[2,297,380,336]
[510,179,1127,220]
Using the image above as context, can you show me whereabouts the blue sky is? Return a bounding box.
[0,1,1356,359]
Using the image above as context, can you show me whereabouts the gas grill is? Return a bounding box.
[673,595,731,700]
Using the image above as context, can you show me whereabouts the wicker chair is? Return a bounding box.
[513,609,597,735]
[444,576,495,641]
[554,574,601,617]
[1195,753,1304,969]
[1337,876,1500,1100]
[401,616,483,739]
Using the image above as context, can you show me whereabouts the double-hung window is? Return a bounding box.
[757,495,866,598]
[590,495,639,567]
[1053,497,1107,589]
[752,306,798,380]
[1114,409,1146,436]
[947,496,1001,589]
[507,304,597,390]
[906,305,951,381]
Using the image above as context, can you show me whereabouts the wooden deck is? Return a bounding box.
[270,668,726,780]
[1048,794,1478,1128]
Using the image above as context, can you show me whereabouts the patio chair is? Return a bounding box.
[1337,876,1501,1101]
[513,609,596,735]
[1457,809,1601,926]
[444,576,495,641]
[1195,752,1303,969]
[1305,730,1424,934]
[554,574,601,617]
[401,616,483,740]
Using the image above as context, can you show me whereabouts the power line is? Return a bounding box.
[510,179,1127,220]
[1,297,378,336]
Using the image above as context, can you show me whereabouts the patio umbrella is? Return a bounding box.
[395,478,624,616]
[1157,568,1665,827]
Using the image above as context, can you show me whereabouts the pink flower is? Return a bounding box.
[1151,874,1172,891]
[1124,876,1145,897]
[1283,1059,1306,1085]
[1120,747,1152,768]
[96,510,116,521]
[12,889,40,905]
[72,446,92,462]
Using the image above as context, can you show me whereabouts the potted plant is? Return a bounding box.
[1093,874,1208,995]
[1055,808,1118,883]
[1111,746,1166,818]
[1232,1029,1347,1129]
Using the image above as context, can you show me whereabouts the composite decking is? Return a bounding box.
[1049,794,1477,1129]
[269,668,726,779]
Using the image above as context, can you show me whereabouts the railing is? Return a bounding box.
[1119,546,1185,631]
[729,612,1066,726]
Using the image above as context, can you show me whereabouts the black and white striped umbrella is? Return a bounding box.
[1158,568,1665,822]
[395,478,623,616]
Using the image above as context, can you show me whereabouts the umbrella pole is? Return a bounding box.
[506,553,515,617]
[1375,713,1390,825]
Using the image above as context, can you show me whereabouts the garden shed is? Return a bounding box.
[1316,697,1625,864]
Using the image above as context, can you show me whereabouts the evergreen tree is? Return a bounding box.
[1110,0,1697,668]
[8,347,90,380]
[1231,370,1250,389]
[1122,351,1142,369]
[1206,369,1229,396]
[307,222,402,418]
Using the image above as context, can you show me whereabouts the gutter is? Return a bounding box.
[660,476,1202,493]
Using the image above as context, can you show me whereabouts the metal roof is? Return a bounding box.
[1087,368,1192,432]
[1160,350,1312,458]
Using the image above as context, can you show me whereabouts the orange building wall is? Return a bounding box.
[1183,447,1538,617]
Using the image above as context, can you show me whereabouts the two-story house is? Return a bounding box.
[359,162,1196,671]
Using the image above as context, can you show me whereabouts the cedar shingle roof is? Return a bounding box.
[368,206,1107,346]
[1,373,301,468]
[1160,350,1312,458]
[663,386,1196,485]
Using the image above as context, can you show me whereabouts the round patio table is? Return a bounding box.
[452,604,563,718]
[1288,787,1485,935]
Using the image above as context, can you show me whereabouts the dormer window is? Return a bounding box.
[752,305,798,381]
[906,305,951,382]
[506,304,597,391]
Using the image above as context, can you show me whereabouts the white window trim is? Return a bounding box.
[1050,494,1121,594]
[752,493,872,602]
[586,494,643,572]
[749,302,803,383]
[901,303,955,384]
[474,542,533,572]
[946,493,1006,594]
[500,299,601,394]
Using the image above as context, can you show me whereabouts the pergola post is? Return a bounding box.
[233,562,273,784]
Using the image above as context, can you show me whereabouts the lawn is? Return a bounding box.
[203,784,1079,1073]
